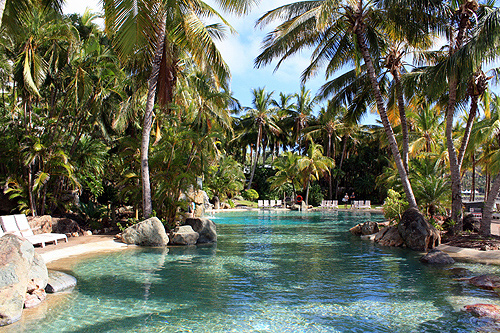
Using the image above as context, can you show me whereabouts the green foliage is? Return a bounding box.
[308,183,324,207]
[243,189,259,201]
[382,189,409,224]
[76,201,108,230]
[205,156,245,200]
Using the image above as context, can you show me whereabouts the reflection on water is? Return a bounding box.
[4,210,500,332]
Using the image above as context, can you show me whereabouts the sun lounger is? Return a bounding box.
[270,200,276,207]
[263,200,270,208]
[332,200,338,209]
[258,200,264,208]
[1,215,50,247]
[276,200,282,207]
[14,214,68,247]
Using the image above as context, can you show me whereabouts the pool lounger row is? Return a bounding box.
[0,214,68,247]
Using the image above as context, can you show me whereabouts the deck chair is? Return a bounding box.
[332,200,338,209]
[258,200,264,208]
[14,214,68,247]
[0,215,50,247]
[263,200,270,208]
[276,200,282,207]
[270,200,276,207]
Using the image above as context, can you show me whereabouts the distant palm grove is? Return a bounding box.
[0,0,500,236]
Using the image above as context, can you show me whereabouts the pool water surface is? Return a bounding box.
[6,210,500,332]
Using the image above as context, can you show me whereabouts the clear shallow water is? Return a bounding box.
[7,210,500,332]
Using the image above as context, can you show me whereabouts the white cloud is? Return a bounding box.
[63,0,101,15]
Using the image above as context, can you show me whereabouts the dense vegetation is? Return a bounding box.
[0,0,499,236]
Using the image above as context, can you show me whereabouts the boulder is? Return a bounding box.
[120,217,169,246]
[420,249,455,265]
[27,215,53,234]
[468,274,500,290]
[184,218,217,243]
[52,218,85,236]
[463,214,480,233]
[0,234,48,326]
[170,225,199,245]
[463,304,500,321]
[374,226,404,247]
[350,221,380,236]
[46,271,77,293]
[398,208,440,251]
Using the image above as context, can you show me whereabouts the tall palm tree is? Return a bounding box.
[243,87,280,190]
[255,0,419,208]
[103,0,257,218]
[297,143,335,206]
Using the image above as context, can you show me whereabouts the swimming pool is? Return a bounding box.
[6,210,500,332]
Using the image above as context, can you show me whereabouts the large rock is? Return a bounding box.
[420,249,455,265]
[46,271,77,293]
[52,218,85,236]
[464,304,500,321]
[350,221,379,236]
[184,217,217,243]
[170,225,199,245]
[0,234,48,326]
[398,208,440,251]
[374,226,404,247]
[468,274,500,290]
[120,217,169,246]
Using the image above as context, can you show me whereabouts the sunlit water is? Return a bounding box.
[6,210,500,332]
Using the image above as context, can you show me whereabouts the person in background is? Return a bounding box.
[342,193,349,207]
[350,192,356,209]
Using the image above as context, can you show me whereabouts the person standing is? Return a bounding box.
[342,193,349,208]
[350,192,356,209]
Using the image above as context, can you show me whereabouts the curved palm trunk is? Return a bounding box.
[394,72,409,174]
[481,172,500,236]
[354,21,417,208]
[446,11,472,232]
[247,124,262,190]
[141,15,167,219]
[335,135,348,200]
[327,133,332,199]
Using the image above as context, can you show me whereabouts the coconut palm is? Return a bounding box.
[298,143,334,206]
[269,151,301,197]
[255,0,420,208]
[242,87,280,190]
[103,0,257,218]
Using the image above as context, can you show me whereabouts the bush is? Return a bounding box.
[243,189,259,201]
[382,189,409,224]
[308,183,324,207]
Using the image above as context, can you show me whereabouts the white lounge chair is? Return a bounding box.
[270,200,276,207]
[332,200,338,209]
[14,214,68,247]
[276,200,282,207]
[0,215,52,247]
[263,200,270,208]
[258,200,264,208]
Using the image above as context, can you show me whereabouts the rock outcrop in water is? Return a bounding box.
[463,304,500,321]
[170,225,199,245]
[398,208,440,251]
[119,217,169,246]
[350,221,380,236]
[0,234,48,326]
[420,249,455,265]
[183,217,217,243]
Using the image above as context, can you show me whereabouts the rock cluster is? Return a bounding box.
[0,234,48,326]
[170,225,199,245]
[119,217,170,246]
[398,208,440,251]
[184,217,217,243]
[374,226,404,247]
[349,221,379,236]
[420,249,455,265]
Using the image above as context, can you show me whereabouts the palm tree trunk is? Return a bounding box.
[247,124,262,190]
[141,15,167,219]
[394,71,409,174]
[457,95,479,168]
[446,7,474,233]
[481,172,500,236]
[354,20,417,209]
[335,135,348,200]
[305,179,310,206]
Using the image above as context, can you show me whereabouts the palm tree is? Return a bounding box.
[297,143,335,206]
[243,87,280,190]
[103,0,257,218]
[0,0,64,27]
[255,0,419,208]
[268,151,301,198]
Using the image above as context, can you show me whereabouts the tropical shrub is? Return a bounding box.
[243,189,259,201]
[382,189,409,224]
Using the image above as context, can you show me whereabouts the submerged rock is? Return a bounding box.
[464,304,500,321]
[398,208,440,251]
[170,225,199,245]
[46,271,77,293]
[350,221,379,236]
[420,249,455,265]
[469,274,500,290]
[184,217,217,243]
[120,217,169,246]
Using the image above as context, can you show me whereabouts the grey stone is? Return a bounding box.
[350,221,380,236]
[420,249,455,265]
[29,252,48,290]
[0,234,35,326]
[468,274,500,290]
[120,217,169,246]
[46,271,77,293]
[184,218,217,243]
[398,208,440,251]
[374,226,404,247]
[170,225,199,245]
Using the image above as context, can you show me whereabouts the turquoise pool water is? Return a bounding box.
[7,210,500,332]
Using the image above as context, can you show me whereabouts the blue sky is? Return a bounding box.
[63,1,500,126]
